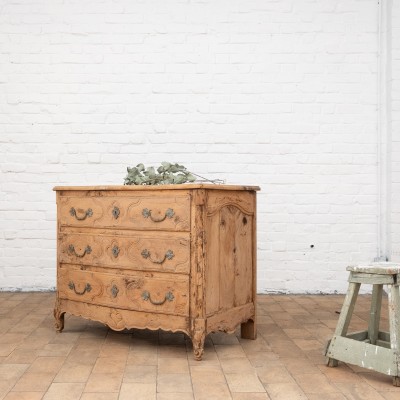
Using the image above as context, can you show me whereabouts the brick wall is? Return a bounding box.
[0,0,385,292]
[391,0,400,263]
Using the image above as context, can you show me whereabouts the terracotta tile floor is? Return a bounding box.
[1,292,400,399]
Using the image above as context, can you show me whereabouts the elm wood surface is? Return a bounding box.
[53,184,259,359]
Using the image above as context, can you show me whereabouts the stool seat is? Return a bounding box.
[325,262,400,386]
[347,262,400,274]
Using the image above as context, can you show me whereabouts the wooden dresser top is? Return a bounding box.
[53,184,261,192]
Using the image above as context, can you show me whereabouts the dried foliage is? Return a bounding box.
[124,162,224,186]
[124,162,197,185]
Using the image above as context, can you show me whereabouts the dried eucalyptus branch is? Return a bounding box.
[123,162,224,186]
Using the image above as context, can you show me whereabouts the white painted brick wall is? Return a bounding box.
[391,0,400,262]
[0,0,385,293]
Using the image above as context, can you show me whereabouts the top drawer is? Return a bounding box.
[58,193,191,231]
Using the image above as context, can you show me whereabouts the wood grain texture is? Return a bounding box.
[54,184,260,192]
[59,232,190,274]
[59,193,191,231]
[54,185,258,359]
[58,267,190,316]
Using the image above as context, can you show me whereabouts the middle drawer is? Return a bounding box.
[59,232,190,274]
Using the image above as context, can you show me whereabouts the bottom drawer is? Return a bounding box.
[58,267,189,316]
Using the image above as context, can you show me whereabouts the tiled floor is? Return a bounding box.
[1,292,399,400]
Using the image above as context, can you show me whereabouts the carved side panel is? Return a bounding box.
[205,191,255,316]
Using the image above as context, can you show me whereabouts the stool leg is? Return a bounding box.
[368,284,383,345]
[388,284,400,386]
[333,281,361,336]
[327,281,360,367]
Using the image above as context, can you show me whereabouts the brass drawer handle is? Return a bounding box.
[70,207,93,221]
[142,208,175,222]
[141,249,174,264]
[68,244,92,258]
[141,290,174,305]
[68,281,92,295]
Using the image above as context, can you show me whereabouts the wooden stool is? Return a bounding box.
[325,263,400,386]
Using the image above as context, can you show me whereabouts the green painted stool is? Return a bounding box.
[325,263,400,386]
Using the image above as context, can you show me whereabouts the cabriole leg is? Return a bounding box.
[54,298,65,333]
[192,329,205,361]
[54,310,65,332]
[191,319,206,361]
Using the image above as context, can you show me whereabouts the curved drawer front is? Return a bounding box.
[59,194,190,231]
[59,233,190,274]
[58,268,189,316]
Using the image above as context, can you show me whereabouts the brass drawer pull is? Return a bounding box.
[141,249,174,264]
[68,244,92,258]
[70,207,93,221]
[112,206,120,219]
[142,208,175,222]
[68,281,92,295]
[141,290,174,305]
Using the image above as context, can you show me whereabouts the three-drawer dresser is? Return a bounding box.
[53,184,259,359]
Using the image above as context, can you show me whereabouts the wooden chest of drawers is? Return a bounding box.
[53,184,259,359]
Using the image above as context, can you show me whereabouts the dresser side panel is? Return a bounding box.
[204,190,256,317]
